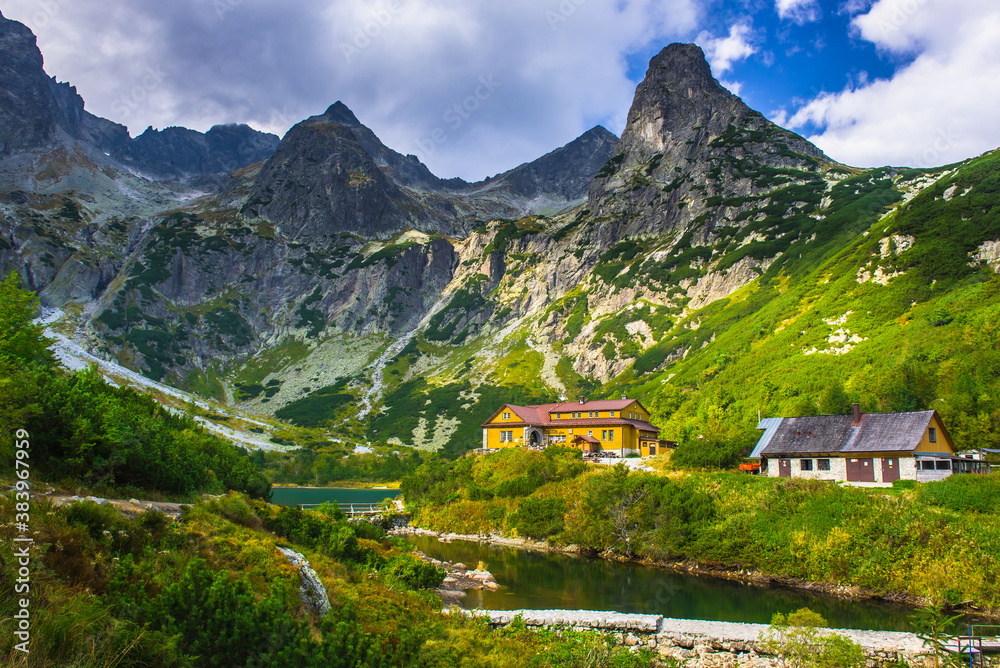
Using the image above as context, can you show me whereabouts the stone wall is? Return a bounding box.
[467,609,933,667]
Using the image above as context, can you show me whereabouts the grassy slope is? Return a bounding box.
[0,494,659,667]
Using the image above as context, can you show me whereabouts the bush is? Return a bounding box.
[759,608,866,668]
[917,473,1000,513]
[511,497,567,540]
[386,556,445,589]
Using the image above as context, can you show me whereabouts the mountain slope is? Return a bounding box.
[3,12,998,463]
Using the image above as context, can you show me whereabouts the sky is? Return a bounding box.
[5,0,1000,180]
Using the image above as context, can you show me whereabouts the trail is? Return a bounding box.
[356,291,454,421]
[42,313,287,451]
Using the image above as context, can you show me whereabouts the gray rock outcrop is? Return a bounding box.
[278,546,331,616]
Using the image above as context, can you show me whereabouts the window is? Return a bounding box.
[602,430,608,440]
[817,459,830,471]
[568,429,573,434]
[499,430,513,442]
[608,429,614,441]
[929,428,937,443]
[587,430,593,437]
[609,411,615,417]
[502,412,510,420]
[920,460,935,470]
[935,460,951,470]
[800,459,814,471]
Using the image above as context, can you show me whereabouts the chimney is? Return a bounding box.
[852,403,861,425]
[621,394,627,400]
[578,396,585,405]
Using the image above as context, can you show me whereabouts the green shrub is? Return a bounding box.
[917,473,1000,513]
[512,497,566,539]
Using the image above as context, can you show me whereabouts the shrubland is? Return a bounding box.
[404,450,1000,612]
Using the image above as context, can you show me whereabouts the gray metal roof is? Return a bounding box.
[748,418,783,459]
[756,410,937,456]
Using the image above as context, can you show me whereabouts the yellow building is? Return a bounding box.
[481,396,669,457]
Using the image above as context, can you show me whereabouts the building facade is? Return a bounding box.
[749,405,987,482]
[482,397,668,457]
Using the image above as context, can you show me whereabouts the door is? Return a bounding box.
[649,445,656,456]
[778,459,791,477]
[847,458,875,482]
[881,457,900,483]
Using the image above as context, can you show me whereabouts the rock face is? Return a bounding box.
[111,124,280,181]
[245,103,467,239]
[474,126,619,211]
[0,11,278,179]
[0,11,63,155]
[587,43,827,237]
[245,102,619,240]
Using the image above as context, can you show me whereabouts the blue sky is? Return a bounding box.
[5,0,1000,179]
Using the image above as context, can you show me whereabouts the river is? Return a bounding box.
[408,535,926,632]
[270,486,401,507]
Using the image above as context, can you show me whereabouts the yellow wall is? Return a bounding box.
[915,414,956,454]
[486,406,523,425]
[484,425,525,449]
[543,424,639,450]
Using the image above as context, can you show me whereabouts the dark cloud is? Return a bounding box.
[5,0,700,179]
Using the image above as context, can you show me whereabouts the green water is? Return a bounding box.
[270,486,400,507]
[409,536,925,632]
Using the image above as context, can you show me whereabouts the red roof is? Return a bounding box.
[573,435,600,443]
[549,399,637,412]
[481,406,659,434]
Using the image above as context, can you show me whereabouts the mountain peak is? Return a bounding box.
[321,101,361,126]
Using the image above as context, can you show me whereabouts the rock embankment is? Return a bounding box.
[413,550,500,604]
[469,610,931,667]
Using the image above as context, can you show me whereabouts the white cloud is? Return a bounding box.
[698,22,757,74]
[775,0,821,23]
[787,0,1000,167]
[0,0,701,180]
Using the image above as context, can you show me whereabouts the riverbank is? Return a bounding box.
[462,609,930,667]
[392,527,993,623]
[402,454,1000,617]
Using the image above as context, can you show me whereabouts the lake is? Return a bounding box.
[408,535,928,632]
[270,486,401,507]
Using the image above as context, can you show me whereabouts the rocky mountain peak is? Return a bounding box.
[587,41,828,235]
[0,11,61,154]
[319,101,362,127]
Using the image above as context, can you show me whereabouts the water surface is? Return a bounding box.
[270,486,400,507]
[409,535,924,632]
